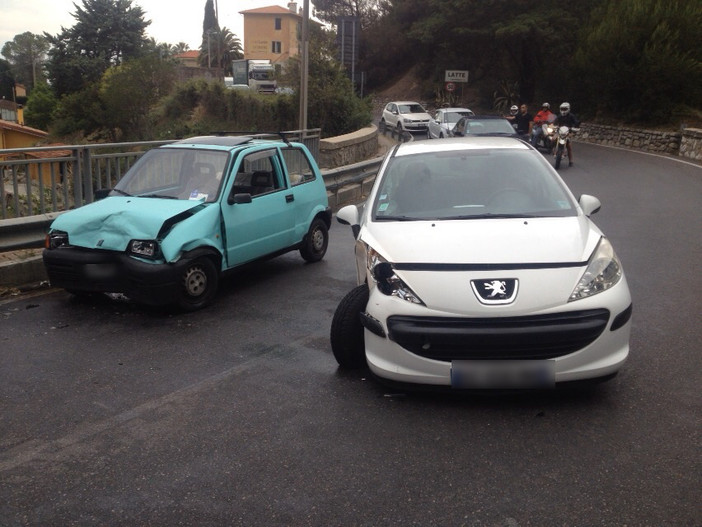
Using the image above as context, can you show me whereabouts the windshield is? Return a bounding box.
[445,111,472,123]
[114,148,229,203]
[372,148,576,220]
[399,104,427,114]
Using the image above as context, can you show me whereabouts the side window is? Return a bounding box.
[232,149,283,197]
[282,147,317,187]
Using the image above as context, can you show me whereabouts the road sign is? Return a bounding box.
[445,70,469,83]
[445,82,456,92]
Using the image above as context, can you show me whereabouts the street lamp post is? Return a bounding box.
[299,0,309,131]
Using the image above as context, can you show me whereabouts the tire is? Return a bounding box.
[300,218,329,263]
[554,145,563,169]
[330,285,369,369]
[177,256,219,311]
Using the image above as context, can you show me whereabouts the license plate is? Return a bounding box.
[451,360,555,389]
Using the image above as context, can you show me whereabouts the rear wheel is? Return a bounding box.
[330,285,369,369]
[300,218,328,262]
[178,256,219,311]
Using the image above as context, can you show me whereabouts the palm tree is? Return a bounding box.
[199,28,242,73]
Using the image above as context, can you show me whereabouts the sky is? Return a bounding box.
[1,0,291,52]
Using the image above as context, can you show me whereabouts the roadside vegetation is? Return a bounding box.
[1,0,700,143]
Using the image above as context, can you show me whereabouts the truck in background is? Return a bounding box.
[231,59,277,93]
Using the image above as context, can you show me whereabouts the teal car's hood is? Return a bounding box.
[50,197,208,251]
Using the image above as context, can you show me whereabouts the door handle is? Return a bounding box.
[285,194,294,203]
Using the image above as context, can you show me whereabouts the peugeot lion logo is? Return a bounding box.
[471,278,518,305]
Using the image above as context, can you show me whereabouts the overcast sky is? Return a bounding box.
[1,0,289,52]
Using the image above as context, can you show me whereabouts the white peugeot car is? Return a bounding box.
[332,137,632,389]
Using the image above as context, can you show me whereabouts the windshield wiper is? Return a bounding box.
[110,188,131,197]
[452,213,539,219]
[376,215,424,221]
[140,193,179,199]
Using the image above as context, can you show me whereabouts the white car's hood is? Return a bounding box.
[362,216,601,264]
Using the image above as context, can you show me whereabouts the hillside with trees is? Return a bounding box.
[1,0,700,143]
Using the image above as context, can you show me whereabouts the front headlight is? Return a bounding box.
[366,247,424,305]
[127,239,161,259]
[569,237,622,301]
[45,230,69,249]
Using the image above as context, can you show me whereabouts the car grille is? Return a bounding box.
[386,309,610,361]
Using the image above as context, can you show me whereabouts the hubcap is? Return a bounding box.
[183,265,207,297]
[311,227,324,251]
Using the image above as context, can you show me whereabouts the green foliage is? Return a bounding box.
[574,0,702,123]
[0,59,14,99]
[24,82,58,130]
[1,32,50,91]
[45,0,150,96]
[99,54,177,140]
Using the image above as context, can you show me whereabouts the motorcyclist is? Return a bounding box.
[531,102,556,148]
[553,102,580,166]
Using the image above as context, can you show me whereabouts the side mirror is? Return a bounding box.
[228,193,252,205]
[579,194,601,216]
[336,204,361,238]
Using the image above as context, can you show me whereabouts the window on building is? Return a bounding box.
[271,41,282,54]
[274,18,282,30]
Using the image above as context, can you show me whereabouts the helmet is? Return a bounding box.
[560,102,570,116]
[510,105,518,116]
[542,102,550,109]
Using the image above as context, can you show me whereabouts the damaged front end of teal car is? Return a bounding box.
[43,135,331,310]
[44,197,225,311]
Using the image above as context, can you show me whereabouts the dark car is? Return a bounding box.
[449,115,519,138]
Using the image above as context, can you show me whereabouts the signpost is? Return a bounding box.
[444,70,468,100]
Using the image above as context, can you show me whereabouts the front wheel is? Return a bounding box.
[554,145,564,169]
[330,285,369,369]
[178,256,219,311]
[300,218,329,262]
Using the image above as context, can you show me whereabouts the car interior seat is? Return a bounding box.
[250,171,275,195]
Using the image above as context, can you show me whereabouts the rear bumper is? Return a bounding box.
[43,247,187,305]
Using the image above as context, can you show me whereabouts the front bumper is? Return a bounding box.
[43,247,190,306]
[361,283,632,387]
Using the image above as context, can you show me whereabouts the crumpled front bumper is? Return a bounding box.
[43,247,188,305]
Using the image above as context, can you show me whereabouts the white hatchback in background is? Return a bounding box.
[427,107,474,139]
[380,101,432,134]
[332,137,632,390]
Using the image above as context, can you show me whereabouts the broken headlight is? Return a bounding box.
[366,247,424,305]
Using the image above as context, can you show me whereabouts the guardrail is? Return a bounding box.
[0,152,383,251]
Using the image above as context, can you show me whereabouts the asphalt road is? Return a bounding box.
[1,142,700,526]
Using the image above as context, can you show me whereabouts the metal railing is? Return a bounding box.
[0,129,384,251]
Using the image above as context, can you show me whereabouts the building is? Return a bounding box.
[240,3,302,65]
[173,50,201,68]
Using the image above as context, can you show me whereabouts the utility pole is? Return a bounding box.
[299,0,309,131]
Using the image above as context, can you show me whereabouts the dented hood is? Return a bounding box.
[49,197,208,251]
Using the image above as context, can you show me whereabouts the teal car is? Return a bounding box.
[43,136,331,310]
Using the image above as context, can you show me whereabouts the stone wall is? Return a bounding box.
[318,125,380,168]
[577,122,702,161]
[679,128,702,162]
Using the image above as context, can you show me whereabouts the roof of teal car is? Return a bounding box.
[168,136,254,150]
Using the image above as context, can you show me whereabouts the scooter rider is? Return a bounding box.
[553,102,580,166]
[531,102,556,147]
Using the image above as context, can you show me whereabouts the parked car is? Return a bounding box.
[449,115,518,137]
[43,135,331,311]
[427,107,474,139]
[332,136,632,389]
[380,101,432,134]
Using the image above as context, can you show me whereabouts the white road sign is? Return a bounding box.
[445,70,469,83]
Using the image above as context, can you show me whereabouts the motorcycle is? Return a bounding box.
[548,124,579,169]
[530,122,553,152]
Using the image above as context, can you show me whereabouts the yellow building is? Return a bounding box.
[240,3,301,65]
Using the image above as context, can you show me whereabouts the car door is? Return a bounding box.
[430,110,444,138]
[221,148,296,267]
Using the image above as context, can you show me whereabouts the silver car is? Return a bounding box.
[380,101,432,133]
[427,107,474,139]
